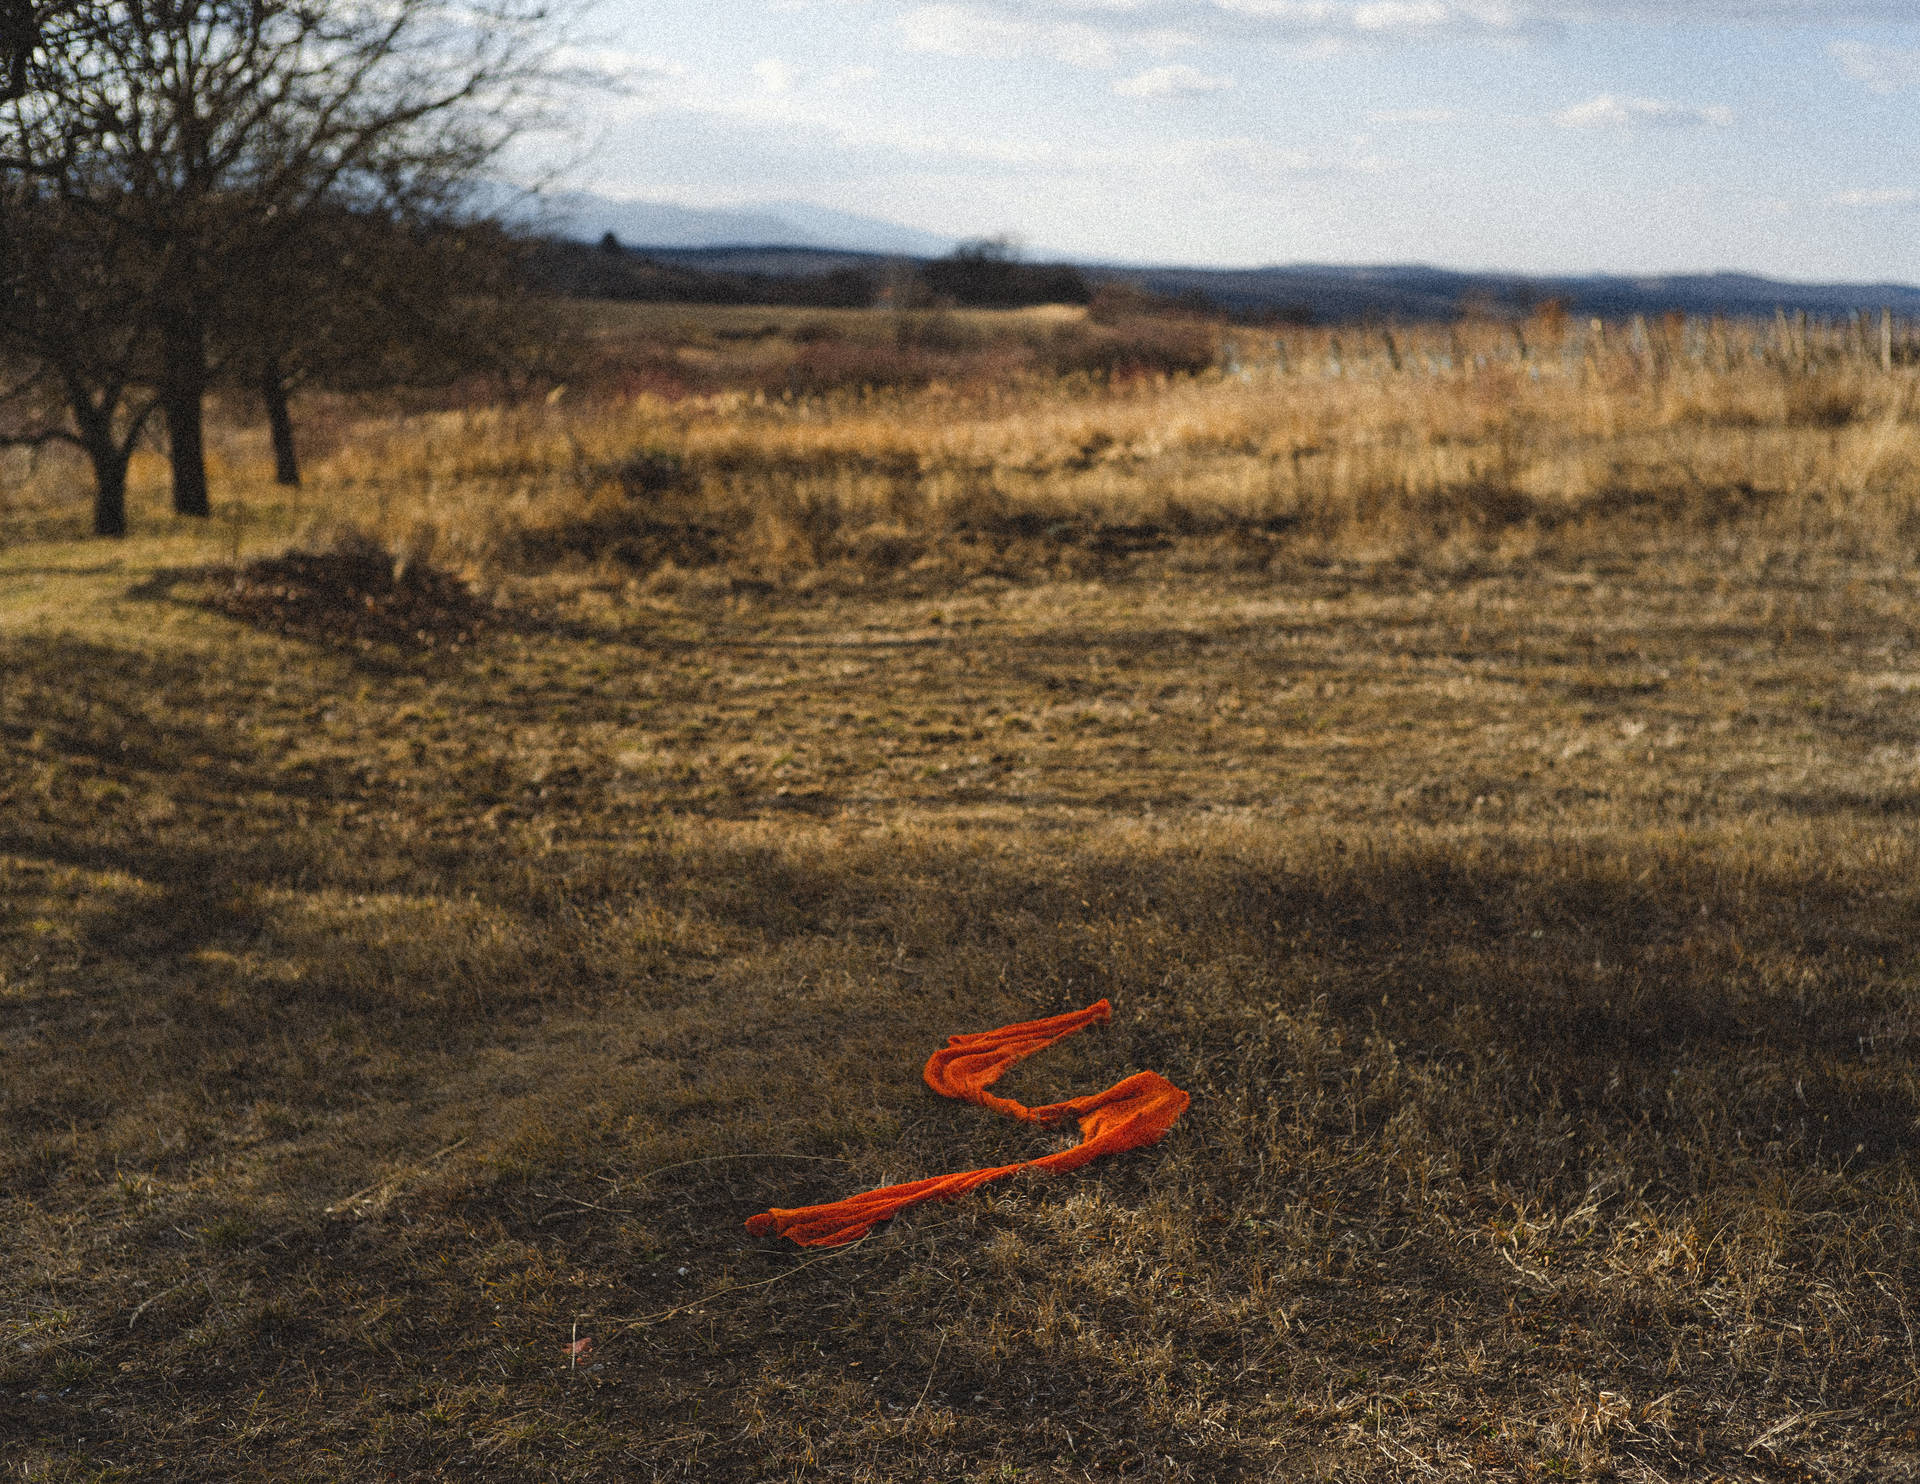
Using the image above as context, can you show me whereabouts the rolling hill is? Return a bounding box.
[527,194,1920,322]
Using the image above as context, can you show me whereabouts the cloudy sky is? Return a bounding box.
[563,1,1920,279]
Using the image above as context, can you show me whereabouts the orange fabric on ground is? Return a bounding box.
[744,999,1190,1247]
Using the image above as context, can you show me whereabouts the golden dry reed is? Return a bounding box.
[8,306,1917,577]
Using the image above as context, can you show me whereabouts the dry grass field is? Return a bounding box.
[5,305,1920,1480]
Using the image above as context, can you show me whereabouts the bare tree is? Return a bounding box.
[2,0,566,520]
[220,206,565,487]
[0,179,161,536]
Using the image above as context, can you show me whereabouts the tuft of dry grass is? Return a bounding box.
[198,525,496,654]
[6,304,1920,1480]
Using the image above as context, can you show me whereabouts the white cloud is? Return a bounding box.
[753,58,798,93]
[923,0,1542,49]
[899,4,1133,65]
[886,0,1523,66]
[888,2,1917,61]
[1366,106,1460,123]
[1554,93,1733,128]
[1114,63,1234,94]
[1831,186,1920,207]
[1573,2,1915,16]
[577,49,1067,171]
[552,47,692,91]
[1830,40,1920,95]
[1367,1,1909,19]
[1353,1,1482,32]
[1152,133,1390,186]
[1210,0,1345,18]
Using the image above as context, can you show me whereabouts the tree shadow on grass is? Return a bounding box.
[7,628,1918,1478]
[637,825,1920,1187]
[8,617,1912,1193]
[591,833,1920,1481]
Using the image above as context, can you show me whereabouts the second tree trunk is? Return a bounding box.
[261,360,300,487]
[161,313,211,517]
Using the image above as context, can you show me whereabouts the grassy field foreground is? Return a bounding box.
[5,531,1920,1480]
[7,317,1920,1479]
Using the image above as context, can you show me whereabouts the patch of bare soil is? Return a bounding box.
[200,542,493,653]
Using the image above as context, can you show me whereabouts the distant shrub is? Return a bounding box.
[922,239,1091,308]
[780,338,945,394]
[200,522,492,652]
[617,450,695,501]
[1087,281,1220,324]
[1784,381,1865,428]
[1039,316,1219,379]
[892,311,980,354]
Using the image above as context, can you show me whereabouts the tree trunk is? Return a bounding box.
[88,447,128,538]
[62,377,132,539]
[161,313,211,517]
[261,359,300,486]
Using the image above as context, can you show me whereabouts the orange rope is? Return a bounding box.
[745,1000,1190,1247]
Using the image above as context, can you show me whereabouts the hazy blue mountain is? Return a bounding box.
[1105,263,1920,322]
[542,192,958,256]
[605,246,1920,322]
[754,201,960,257]
[507,187,1920,321]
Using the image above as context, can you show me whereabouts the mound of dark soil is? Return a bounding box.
[202,547,493,653]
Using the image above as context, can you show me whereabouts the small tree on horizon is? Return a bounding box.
[923,237,1090,310]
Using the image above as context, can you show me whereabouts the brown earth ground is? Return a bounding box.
[5,310,1920,1480]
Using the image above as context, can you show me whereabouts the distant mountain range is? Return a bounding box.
[613,245,1920,323]
[534,193,1920,323]
[1102,263,1920,323]
[543,192,959,258]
